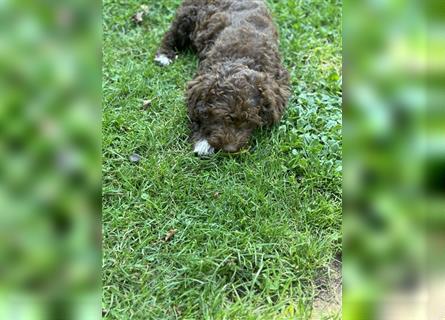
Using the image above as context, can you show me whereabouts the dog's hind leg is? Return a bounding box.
[155,1,198,66]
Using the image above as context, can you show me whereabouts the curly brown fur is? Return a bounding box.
[156,0,290,155]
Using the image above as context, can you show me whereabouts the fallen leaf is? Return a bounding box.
[173,305,182,316]
[132,11,144,24]
[142,99,152,109]
[129,153,142,163]
[164,229,177,242]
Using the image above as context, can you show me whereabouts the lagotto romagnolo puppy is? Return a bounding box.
[155,0,290,155]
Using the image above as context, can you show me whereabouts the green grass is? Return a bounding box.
[103,0,342,319]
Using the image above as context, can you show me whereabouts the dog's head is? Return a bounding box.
[187,62,288,154]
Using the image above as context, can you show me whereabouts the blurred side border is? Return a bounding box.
[344,0,445,319]
[0,0,101,319]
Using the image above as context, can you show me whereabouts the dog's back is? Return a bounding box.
[192,0,280,72]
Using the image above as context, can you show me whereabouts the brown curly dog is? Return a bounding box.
[155,0,290,155]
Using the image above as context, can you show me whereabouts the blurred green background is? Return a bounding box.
[343,0,445,319]
[0,0,100,319]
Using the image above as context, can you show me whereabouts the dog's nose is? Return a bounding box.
[223,144,239,153]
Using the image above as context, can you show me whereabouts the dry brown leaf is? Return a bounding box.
[132,11,144,24]
[164,229,177,242]
[173,305,182,316]
[142,99,152,109]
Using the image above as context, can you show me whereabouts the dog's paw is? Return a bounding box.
[193,139,215,156]
[154,53,172,66]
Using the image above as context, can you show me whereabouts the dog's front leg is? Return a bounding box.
[155,2,197,66]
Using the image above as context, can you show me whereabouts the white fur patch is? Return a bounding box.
[193,139,215,156]
[154,54,172,66]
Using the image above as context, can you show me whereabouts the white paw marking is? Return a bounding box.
[193,139,214,156]
[154,54,172,66]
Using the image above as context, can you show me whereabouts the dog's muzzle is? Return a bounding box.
[193,139,215,156]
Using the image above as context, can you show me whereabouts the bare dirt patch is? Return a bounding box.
[311,255,342,319]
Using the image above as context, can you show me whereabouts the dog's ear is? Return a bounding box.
[187,74,210,107]
[186,74,216,120]
[254,71,290,126]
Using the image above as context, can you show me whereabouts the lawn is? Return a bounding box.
[102,0,342,319]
